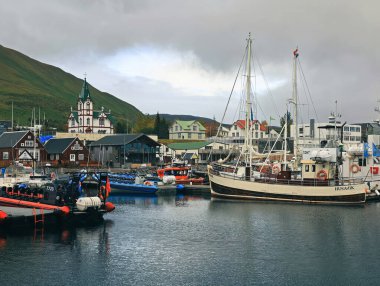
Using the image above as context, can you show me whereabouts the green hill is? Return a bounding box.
[0,45,142,130]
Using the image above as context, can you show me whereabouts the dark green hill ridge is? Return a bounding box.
[0,45,142,130]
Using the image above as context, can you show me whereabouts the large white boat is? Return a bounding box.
[208,35,368,204]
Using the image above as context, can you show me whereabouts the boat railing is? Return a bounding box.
[210,167,365,186]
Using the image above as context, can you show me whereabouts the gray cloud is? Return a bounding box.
[0,0,379,124]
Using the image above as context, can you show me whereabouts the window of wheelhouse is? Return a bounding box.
[358,158,367,167]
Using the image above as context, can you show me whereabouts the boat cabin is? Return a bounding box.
[301,159,333,181]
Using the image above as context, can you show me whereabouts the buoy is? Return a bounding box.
[0,210,7,221]
[105,202,115,212]
[144,181,153,186]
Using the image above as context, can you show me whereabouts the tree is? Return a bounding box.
[115,120,127,133]
[153,112,161,136]
[280,111,293,138]
[159,118,169,139]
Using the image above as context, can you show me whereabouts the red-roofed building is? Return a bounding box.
[228,120,267,139]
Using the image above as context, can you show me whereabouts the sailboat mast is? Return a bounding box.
[244,33,252,165]
[292,49,299,165]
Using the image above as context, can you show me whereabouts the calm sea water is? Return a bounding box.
[1,194,380,285]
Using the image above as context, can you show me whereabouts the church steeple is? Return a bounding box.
[79,77,91,102]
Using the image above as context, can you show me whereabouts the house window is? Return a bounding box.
[177,133,181,139]
[50,154,54,160]
[71,118,75,126]
[193,125,197,131]
[80,118,82,126]
[70,154,76,161]
[99,118,105,126]
[3,152,8,160]
[26,140,35,147]
[78,154,84,161]
[198,133,202,139]
[255,124,258,130]
[305,165,310,172]
[56,154,59,160]
[188,133,191,139]
[312,165,316,172]
[87,118,90,125]
[232,132,235,137]
[260,133,263,138]
[87,102,90,109]
[255,132,258,138]
[234,125,237,130]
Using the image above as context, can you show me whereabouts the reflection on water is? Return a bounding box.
[1,195,380,285]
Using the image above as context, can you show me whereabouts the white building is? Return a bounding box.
[291,118,362,148]
[169,120,206,140]
[67,78,114,134]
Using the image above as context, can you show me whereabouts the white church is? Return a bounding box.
[67,78,114,134]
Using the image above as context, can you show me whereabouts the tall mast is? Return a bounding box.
[11,101,13,131]
[244,33,252,165]
[292,48,299,165]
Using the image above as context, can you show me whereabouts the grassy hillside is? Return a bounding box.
[0,45,142,130]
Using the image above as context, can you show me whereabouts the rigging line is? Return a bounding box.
[298,58,319,122]
[208,43,248,161]
[254,51,281,118]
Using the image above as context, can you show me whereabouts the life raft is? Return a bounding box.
[316,170,328,181]
[350,164,361,174]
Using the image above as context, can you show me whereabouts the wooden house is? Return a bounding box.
[44,137,90,166]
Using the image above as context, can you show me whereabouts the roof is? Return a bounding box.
[90,133,160,147]
[182,152,198,160]
[0,131,29,148]
[167,141,210,150]
[79,78,91,102]
[44,138,76,154]
[174,120,206,131]
[93,111,116,124]
[234,120,267,131]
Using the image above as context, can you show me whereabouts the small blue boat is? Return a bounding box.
[109,181,158,195]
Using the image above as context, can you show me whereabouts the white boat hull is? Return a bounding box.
[209,172,367,204]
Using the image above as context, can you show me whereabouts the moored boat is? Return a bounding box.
[208,35,368,205]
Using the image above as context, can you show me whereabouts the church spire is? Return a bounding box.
[79,77,91,102]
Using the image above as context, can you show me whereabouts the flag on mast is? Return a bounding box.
[293,48,299,58]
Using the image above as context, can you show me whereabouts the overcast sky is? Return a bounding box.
[1,0,379,125]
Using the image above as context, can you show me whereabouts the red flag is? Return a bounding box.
[106,176,111,194]
[293,48,299,57]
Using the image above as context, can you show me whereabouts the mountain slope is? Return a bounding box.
[0,45,142,130]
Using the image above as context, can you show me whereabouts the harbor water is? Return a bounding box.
[1,194,380,285]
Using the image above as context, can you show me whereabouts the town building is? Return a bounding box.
[89,134,161,168]
[67,78,114,134]
[44,137,90,167]
[0,130,47,167]
[165,141,231,165]
[290,118,362,148]
[169,120,206,140]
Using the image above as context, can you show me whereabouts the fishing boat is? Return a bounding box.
[208,34,368,204]
[0,172,115,230]
[157,163,205,185]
